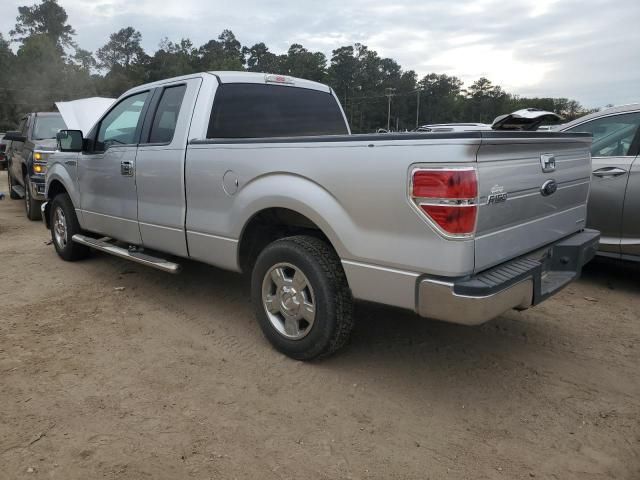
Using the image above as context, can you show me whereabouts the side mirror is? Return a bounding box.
[4,131,26,142]
[56,130,84,152]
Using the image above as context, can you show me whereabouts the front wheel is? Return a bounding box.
[50,193,89,261]
[251,235,354,360]
[24,175,42,221]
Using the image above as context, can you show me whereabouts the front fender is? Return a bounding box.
[46,153,80,208]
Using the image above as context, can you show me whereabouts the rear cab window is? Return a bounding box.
[148,84,187,144]
[207,83,347,139]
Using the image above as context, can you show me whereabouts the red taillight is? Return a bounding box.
[412,169,477,198]
[411,168,478,237]
[420,205,477,234]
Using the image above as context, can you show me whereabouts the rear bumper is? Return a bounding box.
[417,229,600,325]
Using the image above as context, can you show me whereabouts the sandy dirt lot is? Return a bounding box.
[0,170,639,479]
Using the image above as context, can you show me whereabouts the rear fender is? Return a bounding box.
[233,173,352,260]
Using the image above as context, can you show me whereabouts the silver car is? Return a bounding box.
[560,104,640,261]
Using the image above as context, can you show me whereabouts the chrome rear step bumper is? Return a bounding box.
[71,234,181,274]
[417,229,600,325]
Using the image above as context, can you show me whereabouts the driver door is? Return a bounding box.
[565,111,640,256]
[78,91,151,245]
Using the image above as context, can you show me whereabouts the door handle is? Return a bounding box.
[121,160,134,176]
[593,167,627,178]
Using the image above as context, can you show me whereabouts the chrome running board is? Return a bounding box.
[71,234,181,274]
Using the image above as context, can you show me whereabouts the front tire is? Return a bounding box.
[50,193,89,261]
[24,174,42,221]
[251,235,354,360]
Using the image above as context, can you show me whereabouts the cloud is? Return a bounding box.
[1,0,637,107]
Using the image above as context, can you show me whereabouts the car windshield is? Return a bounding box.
[33,115,67,140]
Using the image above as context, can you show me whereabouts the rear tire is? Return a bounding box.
[24,174,42,221]
[7,169,19,199]
[251,235,354,360]
[50,193,89,261]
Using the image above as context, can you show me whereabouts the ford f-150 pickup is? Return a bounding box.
[5,112,67,220]
[42,71,599,360]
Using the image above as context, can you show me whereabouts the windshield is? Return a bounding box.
[33,115,67,140]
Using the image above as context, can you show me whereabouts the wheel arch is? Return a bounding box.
[237,207,336,273]
[45,163,80,209]
[233,173,355,274]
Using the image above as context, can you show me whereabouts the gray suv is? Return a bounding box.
[560,104,640,261]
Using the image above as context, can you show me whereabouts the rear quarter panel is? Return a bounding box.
[185,138,480,277]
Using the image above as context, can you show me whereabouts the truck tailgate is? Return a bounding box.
[474,132,592,273]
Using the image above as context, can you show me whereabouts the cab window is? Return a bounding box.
[566,112,640,157]
[148,85,187,144]
[207,83,348,138]
[96,91,149,150]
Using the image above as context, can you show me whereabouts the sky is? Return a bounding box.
[1,0,638,108]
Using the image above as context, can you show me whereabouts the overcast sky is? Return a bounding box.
[1,0,638,107]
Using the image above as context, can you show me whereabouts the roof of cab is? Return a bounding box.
[123,71,332,96]
[211,71,330,93]
[560,103,640,130]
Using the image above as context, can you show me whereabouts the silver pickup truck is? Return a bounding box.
[42,71,599,360]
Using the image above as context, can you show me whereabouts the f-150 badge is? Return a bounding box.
[487,185,508,204]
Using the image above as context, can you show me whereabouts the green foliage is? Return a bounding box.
[10,0,75,52]
[0,0,597,132]
[96,27,146,70]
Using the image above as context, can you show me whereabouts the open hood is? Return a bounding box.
[491,108,564,131]
[55,97,115,135]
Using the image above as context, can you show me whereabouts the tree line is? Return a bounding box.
[0,0,594,132]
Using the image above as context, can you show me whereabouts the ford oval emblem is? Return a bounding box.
[541,179,558,196]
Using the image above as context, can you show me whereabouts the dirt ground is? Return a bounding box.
[0,170,639,480]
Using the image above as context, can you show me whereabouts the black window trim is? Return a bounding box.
[139,83,187,147]
[89,89,154,153]
[206,82,348,140]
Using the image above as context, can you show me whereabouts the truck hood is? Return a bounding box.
[491,109,564,131]
[33,138,58,151]
[55,97,115,135]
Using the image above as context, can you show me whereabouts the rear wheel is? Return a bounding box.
[251,235,354,360]
[24,174,41,221]
[50,193,89,261]
[7,169,19,199]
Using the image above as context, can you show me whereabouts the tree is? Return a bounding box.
[0,34,18,130]
[72,48,96,72]
[10,0,75,51]
[0,2,596,133]
[147,38,197,81]
[328,45,358,103]
[96,27,146,71]
[197,30,244,71]
[244,42,282,73]
[281,44,327,82]
[417,73,464,124]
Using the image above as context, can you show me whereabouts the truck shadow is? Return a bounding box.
[579,256,640,294]
[88,249,632,397]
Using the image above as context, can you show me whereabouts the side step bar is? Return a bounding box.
[12,185,25,198]
[71,234,181,274]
